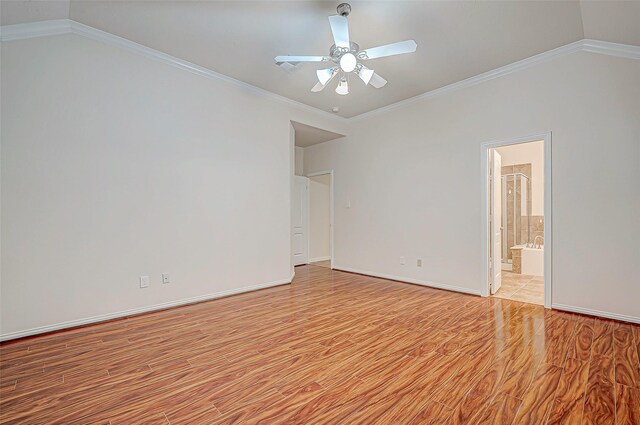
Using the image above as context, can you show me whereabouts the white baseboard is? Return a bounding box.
[552,303,640,324]
[309,256,331,263]
[0,276,293,342]
[332,265,482,296]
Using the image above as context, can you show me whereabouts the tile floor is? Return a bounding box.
[493,270,544,305]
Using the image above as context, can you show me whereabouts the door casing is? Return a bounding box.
[480,132,552,308]
[490,150,502,295]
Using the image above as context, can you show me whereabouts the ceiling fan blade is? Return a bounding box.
[311,82,326,92]
[369,72,388,88]
[359,40,417,60]
[356,66,375,85]
[275,55,329,63]
[328,15,350,48]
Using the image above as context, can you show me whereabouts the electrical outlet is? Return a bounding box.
[162,273,170,284]
[417,259,423,267]
[400,256,406,265]
[139,275,150,288]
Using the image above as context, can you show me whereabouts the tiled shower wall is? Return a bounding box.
[502,164,544,261]
[526,216,544,245]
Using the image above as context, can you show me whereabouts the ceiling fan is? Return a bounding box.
[275,3,417,96]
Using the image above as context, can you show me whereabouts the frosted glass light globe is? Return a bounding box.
[339,53,357,72]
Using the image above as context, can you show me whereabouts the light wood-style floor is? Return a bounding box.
[310,260,331,269]
[1,265,638,424]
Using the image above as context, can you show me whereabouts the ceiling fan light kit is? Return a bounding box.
[275,3,417,96]
[336,78,349,95]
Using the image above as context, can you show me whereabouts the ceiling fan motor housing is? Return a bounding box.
[337,3,351,17]
[330,41,360,62]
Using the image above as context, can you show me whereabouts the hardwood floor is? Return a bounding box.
[1,265,638,424]
[310,260,331,269]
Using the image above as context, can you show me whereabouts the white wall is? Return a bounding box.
[496,140,544,216]
[0,33,347,338]
[305,52,640,320]
[308,174,331,261]
[294,146,304,176]
[2,32,639,338]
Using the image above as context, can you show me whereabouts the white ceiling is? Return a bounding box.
[293,121,344,147]
[2,1,639,118]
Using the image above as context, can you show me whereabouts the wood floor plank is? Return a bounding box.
[346,352,463,424]
[410,400,453,424]
[566,320,595,362]
[616,383,640,425]
[583,380,616,425]
[477,392,522,425]
[510,362,563,424]
[546,357,590,424]
[431,349,497,408]
[446,355,529,425]
[241,381,324,424]
[1,265,636,424]
[592,320,615,358]
[583,354,616,425]
[614,328,640,388]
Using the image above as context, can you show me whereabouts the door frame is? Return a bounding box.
[306,170,334,269]
[490,149,502,295]
[480,132,552,308]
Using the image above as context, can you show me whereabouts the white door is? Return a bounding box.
[491,150,502,294]
[292,176,309,266]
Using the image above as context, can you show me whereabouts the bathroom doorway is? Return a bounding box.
[482,134,551,307]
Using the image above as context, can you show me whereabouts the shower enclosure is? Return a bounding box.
[501,173,531,264]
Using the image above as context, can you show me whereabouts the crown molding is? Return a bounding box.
[0,19,71,41]
[350,39,640,121]
[0,19,347,124]
[581,39,640,60]
[2,20,639,123]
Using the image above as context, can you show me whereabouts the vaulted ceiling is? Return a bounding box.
[2,1,639,118]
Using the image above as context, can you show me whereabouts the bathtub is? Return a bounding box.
[513,245,544,276]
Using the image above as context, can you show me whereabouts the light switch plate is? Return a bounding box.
[139,275,150,288]
[162,273,170,284]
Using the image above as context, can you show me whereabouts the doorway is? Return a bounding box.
[482,133,552,307]
[290,121,342,272]
[290,172,334,268]
[307,171,333,269]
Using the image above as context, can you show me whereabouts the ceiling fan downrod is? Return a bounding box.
[337,3,351,17]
